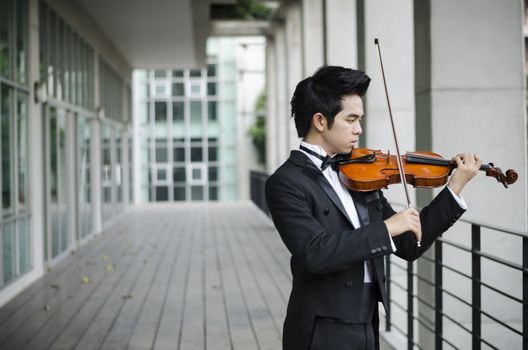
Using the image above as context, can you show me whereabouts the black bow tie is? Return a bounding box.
[300,145,340,171]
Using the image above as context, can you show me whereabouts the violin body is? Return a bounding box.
[338,148,517,192]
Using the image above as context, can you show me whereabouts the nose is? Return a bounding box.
[354,122,362,135]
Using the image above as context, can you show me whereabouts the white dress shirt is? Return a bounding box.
[299,141,467,283]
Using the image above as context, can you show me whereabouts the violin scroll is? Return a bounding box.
[484,163,518,188]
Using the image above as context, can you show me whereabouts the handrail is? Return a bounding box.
[386,201,527,350]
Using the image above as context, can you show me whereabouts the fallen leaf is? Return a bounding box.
[82,276,91,284]
[106,264,114,272]
[122,293,133,300]
[51,284,60,290]
[44,304,50,311]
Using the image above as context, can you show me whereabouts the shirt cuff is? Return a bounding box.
[447,187,468,210]
[388,231,397,252]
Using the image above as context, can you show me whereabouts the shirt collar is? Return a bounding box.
[299,141,335,168]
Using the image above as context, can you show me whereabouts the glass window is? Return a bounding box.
[154,83,167,96]
[1,86,12,214]
[192,168,202,181]
[0,0,12,79]
[17,93,28,209]
[173,186,185,201]
[190,69,201,77]
[172,83,184,96]
[207,83,216,96]
[154,101,167,122]
[208,147,217,162]
[155,186,168,201]
[191,186,203,201]
[3,223,15,283]
[173,167,186,182]
[209,186,218,200]
[19,217,31,273]
[173,147,185,162]
[16,0,28,85]
[172,69,184,78]
[207,64,217,77]
[208,166,218,182]
[191,147,203,162]
[154,69,166,78]
[155,147,167,162]
[189,81,201,96]
[172,101,184,121]
[190,101,202,126]
[157,168,167,181]
[208,101,217,121]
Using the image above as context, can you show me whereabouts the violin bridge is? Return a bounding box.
[386,150,390,164]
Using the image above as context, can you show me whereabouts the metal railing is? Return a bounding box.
[384,214,527,350]
[250,170,269,215]
[249,172,526,349]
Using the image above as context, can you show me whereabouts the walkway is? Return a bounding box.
[0,202,290,350]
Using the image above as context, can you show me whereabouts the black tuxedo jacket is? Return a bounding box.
[265,150,465,350]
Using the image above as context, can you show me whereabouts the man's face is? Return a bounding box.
[322,93,363,155]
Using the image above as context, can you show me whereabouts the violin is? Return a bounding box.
[337,148,518,192]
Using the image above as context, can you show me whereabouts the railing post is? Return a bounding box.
[472,224,481,350]
[408,261,414,350]
[435,241,443,350]
[385,255,391,331]
[523,237,528,349]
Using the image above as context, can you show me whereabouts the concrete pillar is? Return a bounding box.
[122,128,129,210]
[414,1,526,349]
[28,0,44,276]
[302,0,324,75]
[265,35,279,173]
[364,0,415,204]
[92,56,102,234]
[286,2,303,151]
[325,0,358,68]
[274,24,290,168]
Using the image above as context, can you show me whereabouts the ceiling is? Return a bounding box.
[74,0,215,69]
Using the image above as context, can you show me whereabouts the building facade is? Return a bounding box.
[0,0,133,306]
[133,37,265,203]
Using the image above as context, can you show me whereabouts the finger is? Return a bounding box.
[454,156,464,168]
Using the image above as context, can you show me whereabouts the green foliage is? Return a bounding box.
[249,90,266,164]
[233,0,273,20]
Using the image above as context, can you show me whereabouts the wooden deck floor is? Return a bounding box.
[0,202,291,350]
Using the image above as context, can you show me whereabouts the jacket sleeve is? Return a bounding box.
[265,173,393,275]
[380,187,466,261]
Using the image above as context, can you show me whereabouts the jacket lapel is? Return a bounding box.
[288,151,354,225]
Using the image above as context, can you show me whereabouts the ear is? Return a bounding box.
[312,112,327,132]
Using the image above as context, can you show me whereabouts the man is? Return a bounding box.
[265,66,481,350]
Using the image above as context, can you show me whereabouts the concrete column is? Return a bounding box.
[274,24,290,167]
[361,1,418,347]
[265,35,278,173]
[121,128,129,210]
[325,0,358,67]
[302,0,325,75]
[65,113,77,250]
[28,0,44,276]
[415,1,526,349]
[286,2,303,151]
[92,56,102,234]
[364,0,415,204]
[132,70,143,204]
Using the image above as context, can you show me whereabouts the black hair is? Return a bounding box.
[290,65,371,138]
